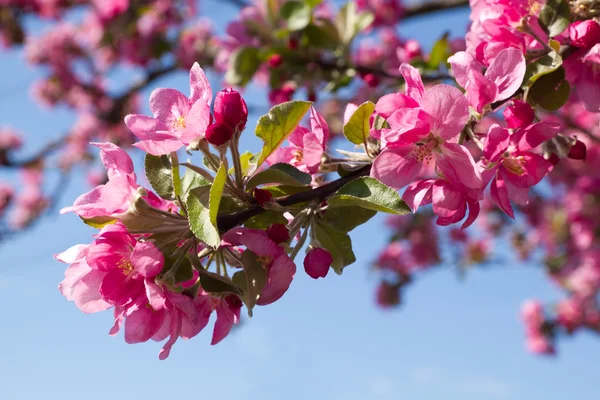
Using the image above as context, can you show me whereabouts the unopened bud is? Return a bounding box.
[266,223,289,244]
[567,140,587,160]
[254,188,273,207]
[569,20,600,49]
[213,88,248,131]
[303,247,332,279]
[363,73,380,87]
[268,54,283,69]
[205,122,234,146]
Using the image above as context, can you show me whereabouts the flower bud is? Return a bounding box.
[303,247,332,279]
[268,54,283,69]
[567,140,586,160]
[266,223,289,244]
[254,188,273,207]
[213,88,248,131]
[205,122,234,146]
[503,100,534,129]
[376,282,400,308]
[569,20,600,49]
[363,73,380,87]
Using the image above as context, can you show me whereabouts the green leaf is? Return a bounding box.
[523,51,562,86]
[255,100,312,168]
[261,184,312,198]
[538,0,570,37]
[336,1,374,44]
[304,0,322,8]
[528,67,571,111]
[246,163,311,190]
[343,101,375,145]
[80,215,117,229]
[239,151,257,177]
[225,46,262,87]
[313,221,356,274]
[327,177,411,214]
[203,152,221,172]
[322,206,377,232]
[199,268,242,295]
[303,22,339,50]
[144,154,174,200]
[280,1,311,31]
[180,168,211,203]
[210,163,227,228]
[232,250,269,316]
[187,192,220,248]
[428,33,450,69]
[244,210,288,229]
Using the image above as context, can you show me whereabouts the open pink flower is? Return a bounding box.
[125,63,212,155]
[449,47,526,112]
[266,106,329,175]
[222,227,296,305]
[403,178,482,229]
[60,142,138,219]
[483,122,560,218]
[371,64,482,190]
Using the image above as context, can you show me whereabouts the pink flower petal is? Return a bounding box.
[375,93,419,119]
[189,62,212,105]
[149,88,189,127]
[465,69,497,112]
[310,106,330,144]
[516,121,560,151]
[421,85,469,140]
[490,174,515,218]
[485,47,526,101]
[180,100,211,144]
[124,114,170,140]
[484,124,510,162]
[448,51,484,88]
[402,179,435,212]
[382,108,430,146]
[502,151,552,188]
[131,241,164,277]
[124,306,166,344]
[437,142,483,189]
[133,138,185,156]
[371,145,423,190]
[399,63,425,103]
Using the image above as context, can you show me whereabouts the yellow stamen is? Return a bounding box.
[257,255,273,269]
[117,258,134,275]
[173,115,186,130]
[502,155,526,176]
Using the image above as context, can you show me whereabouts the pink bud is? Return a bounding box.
[268,54,283,68]
[363,73,380,87]
[266,223,289,244]
[376,282,400,308]
[567,140,586,161]
[213,88,248,131]
[503,100,534,129]
[303,247,332,279]
[569,20,600,49]
[205,122,234,146]
[254,188,273,207]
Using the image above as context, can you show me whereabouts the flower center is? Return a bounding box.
[173,115,186,130]
[117,257,134,275]
[257,255,273,269]
[502,154,526,176]
[411,141,435,164]
[292,149,303,162]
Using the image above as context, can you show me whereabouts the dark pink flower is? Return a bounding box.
[304,248,333,279]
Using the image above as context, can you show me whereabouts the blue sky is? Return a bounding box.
[0,3,598,400]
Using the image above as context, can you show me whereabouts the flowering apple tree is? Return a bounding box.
[1,0,600,358]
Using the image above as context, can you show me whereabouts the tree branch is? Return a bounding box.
[403,0,469,18]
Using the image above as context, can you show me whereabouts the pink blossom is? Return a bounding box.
[483,122,559,218]
[371,64,481,190]
[0,127,23,151]
[449,48,526,112]
[92,0,129,22]
[124,63,212,155]
[503,100,534,129]
[222,227,296,305]
[0,183,12,216]
[569,20,600,49]
[564,44,600,111]
[304,247,332,279]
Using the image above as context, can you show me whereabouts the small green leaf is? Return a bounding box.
[232,250,269,316]
[280,1,312,31]
[239,151,257,177]
[303,0,322,8]
[180,168,211,203]
[313,221,356,274]
[523,51,562,86]
[225,47,262,87]
[246,163,311,190]
[199,268,242,295]
[244,210,288,229]
[538,0,570,37]
[327,177,411,214]
[528,67,571,111]
[303,22,339,50]
[261,184,312,198]
[322,206,377,232]
[336,1,374,44]
[210,163,227,228]
[343,101,375,145]
[187,192,220,248]
[428,33,450,69]
[80,216,117,229]
[170,152,182,197]
[255,100,312,168]
[144,154,174,200]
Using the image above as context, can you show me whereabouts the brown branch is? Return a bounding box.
[403,0,469,18]
[217,164,372,232]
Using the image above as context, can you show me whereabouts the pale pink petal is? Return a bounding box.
[485,47,526,101]
[189,62,212,105]
[309,106,330,144]
[382,108,430,146]
[437,142,483,189]
[145,279,167,310]
[180,100,211,144]
[124,114,170,140]
[371,145,423,190]
[92,142,135,178]
[124,307,165,344]
[465,69,497,112]
[448,51,483,88]
[131,241,164,277]
[432,181,464,218]
[484,124,510,162]
[133,139,185,156]
[302,132,324,174]
[54,244,87,264]
[344,103,358,124]
[402,179,435,212]
[109,307,125,336]
[375,93,419,119]
[516,121,560,151]
[490,174,515,218]
[421,85,469,139]
[149,88,189,127]
[400,63,425,103]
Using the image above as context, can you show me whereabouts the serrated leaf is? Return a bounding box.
[246,163,312,190]
[187,192,220,248]
[538,0,570,37]
[255,100,312,168]
[280,0,312,31]
[144,154,174,200]
[232,250,269,316]
[524,51,562,86]
[327,177,411,214]
[322,206,376,232]
[244,210,289,229]
[343,101,375,145]
[428,33,450,69]
[528,67,570,111]
[180,168,211,203]
[225,46,261,87]
[314,221,356,274]
[210,163,227,228]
